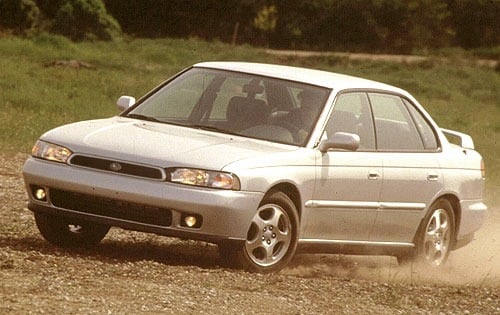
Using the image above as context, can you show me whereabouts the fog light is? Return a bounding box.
[184,216,197,227]
[181,214,202,228]
[34,188,47,201]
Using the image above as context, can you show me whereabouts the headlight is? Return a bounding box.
[32,140,72,163]
[169,168,240,190]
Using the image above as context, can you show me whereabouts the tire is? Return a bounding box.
[34,212,110,248]
[218,191,299,273]
[397,199,455,267]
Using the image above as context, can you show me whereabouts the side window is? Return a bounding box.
[326,93,376,150]
[369,93,424,151]
[404,99,439,150]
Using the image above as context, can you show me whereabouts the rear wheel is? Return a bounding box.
[35,212,110,248]
[397,199,455,267]
[218,191,299,273]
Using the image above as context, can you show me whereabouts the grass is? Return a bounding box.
[1,34,498,198]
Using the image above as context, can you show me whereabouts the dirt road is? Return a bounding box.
[1,154,499,314]
[265,49,499,68]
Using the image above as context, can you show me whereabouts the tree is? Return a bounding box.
[52,0,121,41]
[449,0,500,48]
[405,0,452,51]
[0,0,40,34]
[253,5,278,46]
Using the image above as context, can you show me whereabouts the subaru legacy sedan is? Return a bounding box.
[23,62,487,273]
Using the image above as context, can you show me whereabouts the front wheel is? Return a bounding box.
[218,191,299,273]
[34,212,110,248]
[398,199,455,267]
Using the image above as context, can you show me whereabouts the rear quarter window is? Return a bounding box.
[403,99,439,150]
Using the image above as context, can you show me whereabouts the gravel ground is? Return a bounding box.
[1,153,499,314]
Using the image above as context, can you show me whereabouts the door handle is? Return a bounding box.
[427,173,439,181]
[368,170,380,180]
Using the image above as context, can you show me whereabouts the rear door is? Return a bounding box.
[368,93,443,243]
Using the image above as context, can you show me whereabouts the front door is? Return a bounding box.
[302,92,381,241]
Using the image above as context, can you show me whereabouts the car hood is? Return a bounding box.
[40,117,298,170]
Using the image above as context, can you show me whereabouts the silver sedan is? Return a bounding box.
[23,62,487,273]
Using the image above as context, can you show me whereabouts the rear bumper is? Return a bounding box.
[23,157,263,243]
[454,199,487,248]
[453,233,475,250]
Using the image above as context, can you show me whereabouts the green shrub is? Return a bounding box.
[52,0,121,41]
[31,32,74,49]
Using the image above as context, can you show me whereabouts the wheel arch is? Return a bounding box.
[262,183,302,220]
[418,194,461,248]
[439,193,461,247]
[412,194,461,247]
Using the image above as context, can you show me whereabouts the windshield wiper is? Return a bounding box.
[126,113,162,123]
[183,124,238,135]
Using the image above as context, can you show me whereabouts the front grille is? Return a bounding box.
[69,155,164,180]
[50,189,172,227]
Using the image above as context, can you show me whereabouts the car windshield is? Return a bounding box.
[125,67,330,146]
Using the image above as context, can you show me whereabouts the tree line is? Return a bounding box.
[1,0,498,53]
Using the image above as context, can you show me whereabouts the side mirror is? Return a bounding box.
[116,95,136,111]
[319,132,360,152]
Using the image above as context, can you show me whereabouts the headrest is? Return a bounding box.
[298,89,324,102]
[242,82,264,95]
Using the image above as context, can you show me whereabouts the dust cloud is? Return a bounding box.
[285,204,499,287]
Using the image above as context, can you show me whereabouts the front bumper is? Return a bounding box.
[23,157,263,243]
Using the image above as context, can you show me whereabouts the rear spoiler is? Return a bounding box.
[441,128,475,150]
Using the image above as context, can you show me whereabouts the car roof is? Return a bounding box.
[194,61,409,95]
